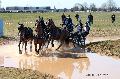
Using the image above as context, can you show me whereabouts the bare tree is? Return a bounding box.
[101,3,107,11]
[106,0,117,11]
[82,2,88,11]
[72,3,84,11]
[89,3,97,11]
[72,6,79,11]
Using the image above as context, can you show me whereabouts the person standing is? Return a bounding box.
[87,13,93,26]
[75,13,80,21]
[61,13,66,25]
[111,13,116,23]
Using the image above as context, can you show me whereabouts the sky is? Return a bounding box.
[1,0,120,9]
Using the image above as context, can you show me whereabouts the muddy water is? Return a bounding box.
[0,43,120,79]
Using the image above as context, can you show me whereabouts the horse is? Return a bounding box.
[46,19,70,50]
[18,23,33,54]
[34,20,47,55]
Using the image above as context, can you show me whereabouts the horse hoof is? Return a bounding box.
[36,52,39,55]
[30,50,32,52]
[52,44,54,47]
[25,51,28,54]
[56,49,59,51]
[36,53,39,56]
[19,50,22,54]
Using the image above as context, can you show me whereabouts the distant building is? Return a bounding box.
[0,8,5,12]
[5,6,51,12]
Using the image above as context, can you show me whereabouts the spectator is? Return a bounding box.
[75,13,80,21]
[87,13,93,26]
[111,13,116,23]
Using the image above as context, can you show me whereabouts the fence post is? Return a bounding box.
[0,19,3,37]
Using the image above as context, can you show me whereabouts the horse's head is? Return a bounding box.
[46,19,51,25]
[18,23,24,32]
[50,19,54,24]
[35,21,44,36]
[46,19,55,27]
[36,20,42,27]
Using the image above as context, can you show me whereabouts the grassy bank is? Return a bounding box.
[86,39,120,58]
[0,67,56,79]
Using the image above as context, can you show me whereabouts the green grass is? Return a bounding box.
[0,12,120,38]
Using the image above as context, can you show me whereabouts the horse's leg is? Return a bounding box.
[51,39,54,47]
[18,41,22,54]
[25,42,27,53]
[22,42,24,50]
[38,43,42,55]
[56,41,63,50]
[30,40,32,52]
[35,43,39,55]
[46,38,50,48]
[34,38,38,54]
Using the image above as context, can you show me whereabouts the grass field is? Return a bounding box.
[0,12,120,38]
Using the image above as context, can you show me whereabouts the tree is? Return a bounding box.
[89,3,97,11]
[72,3,84,11]
[100,0,117,11]
[106,0,117,11]
[72,6,79,11]
[101,3,107,11]
[82,2,88,11]
[63,8,68,12]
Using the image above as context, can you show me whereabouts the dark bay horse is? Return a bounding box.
[46,19,70,50]
[34,20,47,55]
[18,23,33,54]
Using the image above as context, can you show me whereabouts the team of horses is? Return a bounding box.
[18,19,89,55]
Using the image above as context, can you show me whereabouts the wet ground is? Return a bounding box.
[0,41,120,79]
